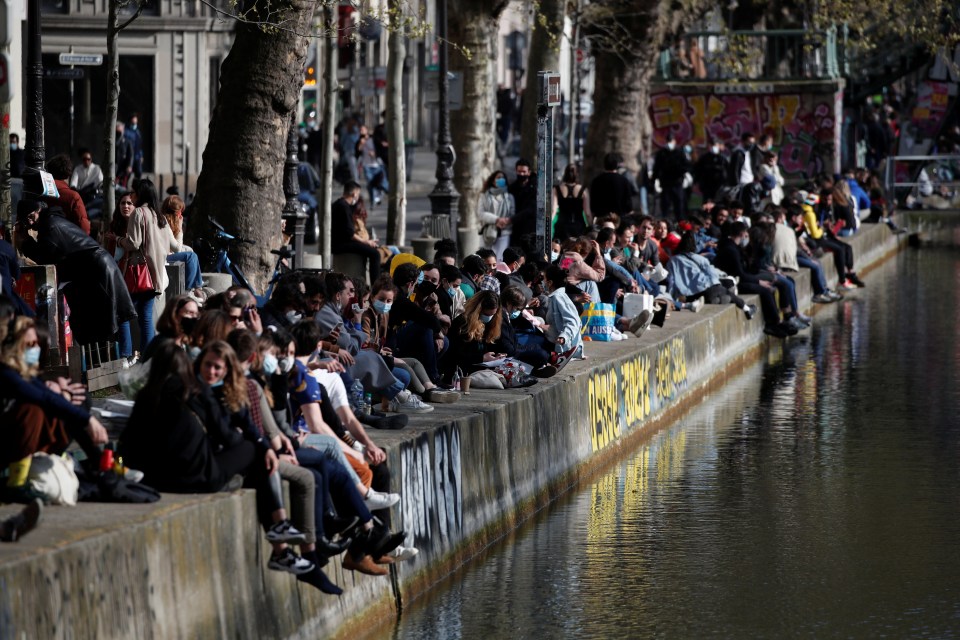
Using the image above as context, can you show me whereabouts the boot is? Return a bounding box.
[342,554,388,576]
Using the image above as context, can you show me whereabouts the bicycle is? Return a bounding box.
[197,218,292,307]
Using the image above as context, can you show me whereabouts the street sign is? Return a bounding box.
[58,53,103,66]
[45,68,84,80]
[0,53,11,102]
[424,71,463,110]
[541,72,561,107]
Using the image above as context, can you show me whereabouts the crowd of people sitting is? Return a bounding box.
[0,131,894,597]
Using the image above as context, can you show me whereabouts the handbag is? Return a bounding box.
[122,209,155,295]
[28,452,80,506]
[580,302,616,342]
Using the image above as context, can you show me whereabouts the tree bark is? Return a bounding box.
[318,2,337,267]
[448,0,507,248]
[385,0,406,246]
[519,0,564,169]
[188,0,315,291]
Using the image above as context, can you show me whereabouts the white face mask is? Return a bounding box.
[278,356,295,374]
[285,310,302,324]
[740,236,750,248]
[551,250,560,262]
[666,141,676,151]
[711,145,720,154]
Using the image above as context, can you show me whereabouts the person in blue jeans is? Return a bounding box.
[160,195,204,292]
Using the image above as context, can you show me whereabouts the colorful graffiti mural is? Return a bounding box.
[650,90,842,178]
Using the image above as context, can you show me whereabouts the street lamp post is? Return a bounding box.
[25,0,45,171]
[281,111,306,269]
[425,0,459,248]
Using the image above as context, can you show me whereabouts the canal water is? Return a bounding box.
[379,243,960,639]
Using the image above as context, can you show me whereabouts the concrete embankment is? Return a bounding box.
[0,223,907,640]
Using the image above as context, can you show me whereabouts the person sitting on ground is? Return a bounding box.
[438,264,466,320]
[141,294,200,361]
[558,237,605,302]
[666,232,754,318]
[363,277,459,404]
[260,278,306,332]
[440,290,506,381]
[542,265,583,369]
[121,339,315,577]
[161,195,205,299]
[747,222,811,331]
[190,309,234,357]
[386,263,447,389]
[460,254,499,298]
[0,314,109,502]
[798,191,866,289]
[714,221,795,339]
[495,285,558,377]
[774,207,842,304]
[331,181,380,283]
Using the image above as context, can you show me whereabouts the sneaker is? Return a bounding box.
[743,304,757,321]
[812,293,834,304]
[268,548,315,575]
[364,488,400,510]
[763,324,790,339]
[628,309,654,336]
[266,520,308,544]
[0,498,42,542]
[848,273,866,288]
[796,313,813,324]
[837,280,855,291]
[827,290,845,301]
[388,391,434,413]
[689,298,705,313]
[778,321,799,336]
[123,467,145,483]
[425,388,460,404]
[786,316,809,331]
[532,364,558,378]
[385,545,419,562]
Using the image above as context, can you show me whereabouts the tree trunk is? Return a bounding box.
[519,0,564,169]
[385,0,407,246]
[448,0,507,248]
[581,51,648,181]
[318,2,338,267]
[188,0,315,292]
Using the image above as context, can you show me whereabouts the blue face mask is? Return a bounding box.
[416,271,424,285]
[188,346,201,360]
[447,286,457,298]
[262,354,279,376]
[209,379,224,388]
[24,346,41,366]
[479,314,494,324]
[373,299,392,314]
[494,177,507,189]
[509,309,521,320]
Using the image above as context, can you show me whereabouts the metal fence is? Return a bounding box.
[658,27,845,82]
[883,155,960,208]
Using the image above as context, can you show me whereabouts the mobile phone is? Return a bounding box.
[351,303,364,315]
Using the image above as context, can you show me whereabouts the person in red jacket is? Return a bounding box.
[42,154,91,236]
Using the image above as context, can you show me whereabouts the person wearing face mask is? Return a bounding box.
[693,139,728,201]
[714,221,795,339]
[440,290,506,381]
[437,264,466,319]
[141,295,200,362]
[477,170,516,259]
[363,277,459,403]
[652,132,692,220]
[331,181,381,283]
[509,158,539,240]
[729,132,757,188]
[0,314,110,502]
[386,263,448,387]
[8,133,25,178]
[494,286,557,377]
[542,265,584,369]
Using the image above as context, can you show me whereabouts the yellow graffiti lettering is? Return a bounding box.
[589,368,621,452]
[656,337,688,402]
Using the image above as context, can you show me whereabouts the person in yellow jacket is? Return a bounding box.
[798,191,865,289]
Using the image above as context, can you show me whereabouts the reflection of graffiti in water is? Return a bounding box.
[650,91,838,178]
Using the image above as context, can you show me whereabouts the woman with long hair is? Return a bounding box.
[477,169,515,259]
[552,163,592,241]
[120,178,177,350]
[441,290,504,380]
[161,195,205,295]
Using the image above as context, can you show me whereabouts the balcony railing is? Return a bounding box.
[658,26,847,82]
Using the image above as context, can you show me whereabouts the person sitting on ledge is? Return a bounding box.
[331,180,381,283]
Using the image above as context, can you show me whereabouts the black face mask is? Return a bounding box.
[417,281,438,296]
[180,316,198,336]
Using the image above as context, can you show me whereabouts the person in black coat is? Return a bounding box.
[713,221,793,339]
[693,141,729,201]
[0,237,33,316]
[14,199,135,344]
[652,133,692,220]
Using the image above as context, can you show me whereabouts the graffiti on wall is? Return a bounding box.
[650,91,842,178]
[400,426,462,550]
[588,338,688,453]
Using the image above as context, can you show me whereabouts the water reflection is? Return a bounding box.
[383,248,960,640]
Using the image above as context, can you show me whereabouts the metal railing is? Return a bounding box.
[658,26,846,82]
[883,155,960,208]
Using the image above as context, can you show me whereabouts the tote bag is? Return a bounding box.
[580,302,616,341]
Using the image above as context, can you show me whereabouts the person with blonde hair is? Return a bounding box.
[441,290,504,380]
[0,314,108,501]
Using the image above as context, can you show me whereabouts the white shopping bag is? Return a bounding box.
[623,292,655,318]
